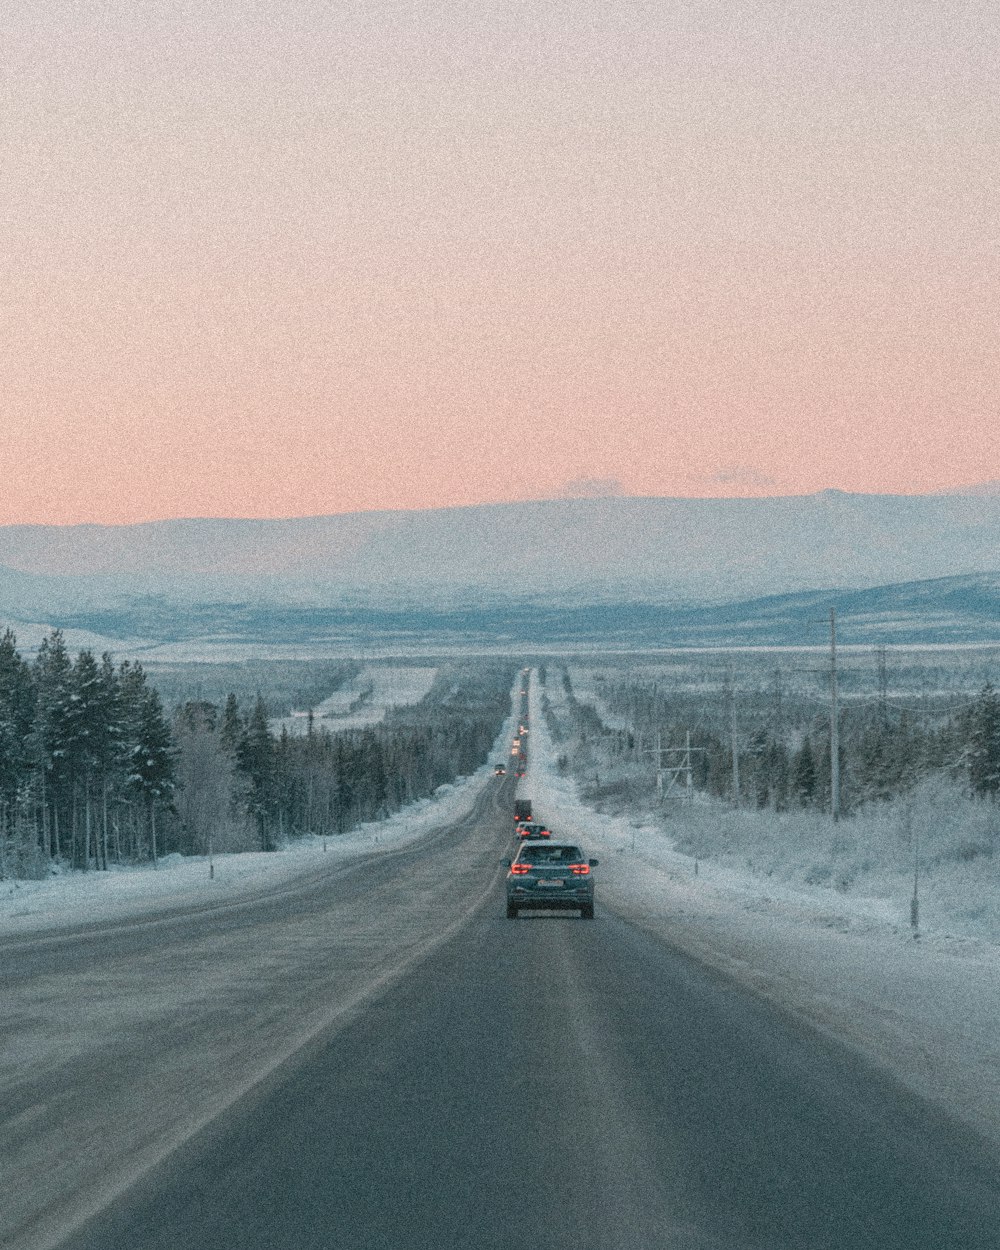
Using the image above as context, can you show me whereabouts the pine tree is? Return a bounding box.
[237,697,276,850]
[120,663,175,863]
[93,654,122,867]
[65,650,104,868]
[333,736,354,833]
[32,630,73,860]
[0,630,36,836]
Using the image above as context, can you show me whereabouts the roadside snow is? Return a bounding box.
[525,670,1000,1154]
[0,693,516,939]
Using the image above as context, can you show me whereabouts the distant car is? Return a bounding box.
[517,822,551,840]
[504,842,598,918]
[494,764,506,776]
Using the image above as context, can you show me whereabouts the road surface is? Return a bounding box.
[4,775,999,1249]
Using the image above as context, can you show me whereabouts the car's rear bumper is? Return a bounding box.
[508,899,592,911]
[507,890,594,909]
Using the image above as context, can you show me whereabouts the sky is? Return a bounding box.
[3,0,998,525]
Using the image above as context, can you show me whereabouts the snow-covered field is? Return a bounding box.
[0,693,514,939]
[269,665,438,736]
[525,671,1000,1154]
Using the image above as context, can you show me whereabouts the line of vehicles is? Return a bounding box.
[503,798,599,919]
[494,675,599,919]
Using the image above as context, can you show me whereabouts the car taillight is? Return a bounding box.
[570,864,590,875]
[511,863,530,875]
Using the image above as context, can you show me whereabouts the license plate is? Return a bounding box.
[537,878,564,887]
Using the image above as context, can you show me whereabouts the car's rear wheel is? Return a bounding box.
[580,904,594,919]
[506,903,519,919]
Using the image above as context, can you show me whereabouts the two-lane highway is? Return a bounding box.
[50,857,1000,1249]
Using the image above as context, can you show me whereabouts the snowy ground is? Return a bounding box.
[268,665,438,736]
[0,694,515,940]
[525,670,1000,1155]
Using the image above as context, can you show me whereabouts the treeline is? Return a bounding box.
[175,665,512,856]
[0,630,175,877]
[0,629,512,878]
[558,669,1000,814]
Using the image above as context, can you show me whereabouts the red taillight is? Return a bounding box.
[570,864,590,875]
[511,863,530,875]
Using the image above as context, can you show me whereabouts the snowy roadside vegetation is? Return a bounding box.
[0,628,513,881]
[546,651,1000,942]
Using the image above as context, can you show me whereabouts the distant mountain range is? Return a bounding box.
[1,491,998,649]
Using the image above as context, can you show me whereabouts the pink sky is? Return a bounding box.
[3,1,998,525]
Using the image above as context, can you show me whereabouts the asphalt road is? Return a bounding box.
[1,776,513,1250]
[6,764,1000,1250]
[52,841,1000,1248]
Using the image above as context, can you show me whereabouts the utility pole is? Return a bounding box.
[730,682,740,808]
[830,608,840,822]
[655,730,663,802]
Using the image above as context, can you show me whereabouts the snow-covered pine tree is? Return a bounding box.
[237,696,276,851]
[32,630,73,862]
[120,662,175,864]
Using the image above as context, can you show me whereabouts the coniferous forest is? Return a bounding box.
[0,629,512,879]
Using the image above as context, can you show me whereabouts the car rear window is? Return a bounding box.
[519,846,582,864]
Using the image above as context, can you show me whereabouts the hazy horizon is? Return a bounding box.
[2,479,999,532]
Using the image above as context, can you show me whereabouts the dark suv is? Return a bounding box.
[504,842,598,919]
